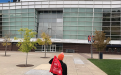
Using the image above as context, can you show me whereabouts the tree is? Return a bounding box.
[92,30,110,59]
[2,34,11,56]
[14,28,37,66]
[37,32,52,57]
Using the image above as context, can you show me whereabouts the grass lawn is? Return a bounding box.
[88,59,121,75]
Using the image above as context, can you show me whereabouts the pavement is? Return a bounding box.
[0,51,120,75]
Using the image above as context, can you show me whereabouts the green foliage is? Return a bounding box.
[14,28,37,53]
[89,59,121,75]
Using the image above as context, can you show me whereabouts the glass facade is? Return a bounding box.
[63,8,102,40]
[1,8,37,38]
[38,10,63,39]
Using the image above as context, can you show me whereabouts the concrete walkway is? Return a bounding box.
[0,51,109,75]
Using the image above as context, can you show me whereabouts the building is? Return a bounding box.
[0,0,121,53]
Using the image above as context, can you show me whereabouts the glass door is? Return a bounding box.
[50,45,56,52]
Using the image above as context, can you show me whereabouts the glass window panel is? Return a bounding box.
[63,31,70,35]
[2,10,8,14]
[16,18,21,21]
[85,27,92,30]
[85,22,92,26]
[10,9,15,13]
[71,8,78,12]
[78,13,86,17]
[86,13,93,17]
[111,13,120,18]
[16,22,21,25]
[94,18,102,22]
[29,22,35,25]
[71,17,77,21]
[63,13,70,17]
[63,22,70,26]
[16,14,21,17]
[111,18,120,21]
[3,18,9,21]
[103,9,111,12]
[86,8,93,12]
[102,27,110,31]
[3,14,9,18]
[78,27,85,30]
[102,22,110,26]
[79,8,86,12]
[111,27,120,32]
[63,17,70,21]
[78,17,85,21]
[85,31,91,35]
[10,14,15,17]
[10,30,16,35]
[70,35,77,39]
[29,26,34,29]
[10,26,15,30]
[93,27,101,31]
[16,9,21,13]
[63,35,70,39]
[22,25,28,28]
[111,22,120,26]
[70,27,77,30]
[103,13,111,18]
[112,8,121,13]
[78,35,86,40]
[10,22,15,26]
[16,26,22,30]
[29,9,35,12]
[94,13,102,17]
[64,8,70,12]
[29,18,35,21]
[70,13,78,17]
[22,22,28,25]
[78,22,85,26]
[2,22,9,25]
[22,13,28,17]
[10,18,15,22]
[93,22,102,26]
[22,18,28,21]
[78,31,85,35]
[111,36,120,40]
[86,18,92,22]
[63,27,69,30]
[94,8,102,12]
[22,9,28,13]
[70,22,78,25]
[2,27,9,30]
[111,32,120,35]
[28,13,34,17]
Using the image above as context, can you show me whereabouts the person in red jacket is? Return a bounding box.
[49,52,67,75]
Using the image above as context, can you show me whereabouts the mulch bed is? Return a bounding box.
[40,57,50,58]
[16,64,34,67]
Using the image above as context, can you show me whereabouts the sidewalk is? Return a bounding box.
[0,51,107,75]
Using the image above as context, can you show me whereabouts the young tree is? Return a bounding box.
[14,28,37,66]
[92,30,110,59]
[37,32,52,57]
[2,34,11,56]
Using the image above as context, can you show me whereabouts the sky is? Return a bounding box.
[0,0,13,3]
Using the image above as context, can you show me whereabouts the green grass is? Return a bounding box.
[88,59,121,75]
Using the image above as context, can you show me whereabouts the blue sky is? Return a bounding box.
[0,0,13,3]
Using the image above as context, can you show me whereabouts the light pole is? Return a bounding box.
[91,33,93,59]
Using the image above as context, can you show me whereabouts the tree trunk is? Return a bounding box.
[5,43,8,56]
[45,45,46,57]
[26,52,28,65]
